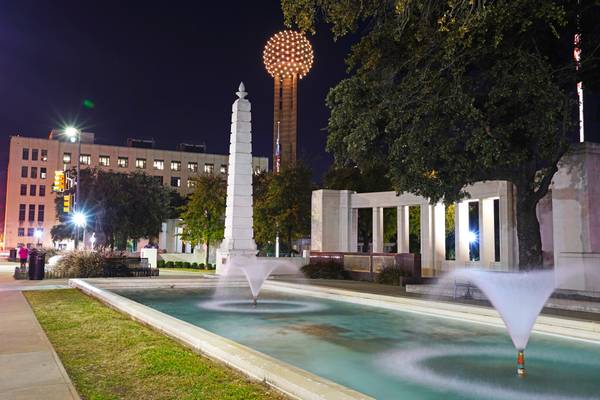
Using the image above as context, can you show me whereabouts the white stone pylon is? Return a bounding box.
[216,82,257,275]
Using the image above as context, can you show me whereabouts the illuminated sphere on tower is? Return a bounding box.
[263,30,314,170]
[263,30,314,79]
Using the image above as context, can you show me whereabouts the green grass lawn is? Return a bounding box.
[25,289,286,400]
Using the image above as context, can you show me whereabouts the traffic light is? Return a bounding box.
[63,195,71,213]
[53,171,65,192]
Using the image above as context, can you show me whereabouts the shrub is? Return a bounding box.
[182,262,191,268]
[157,260,166,268]
[191,262,198,269]
[175,261,184,268]
[165,261,174,268]
[199,263,205,269]
[376,266,406,286]
[42,248,60,258]
[54,251,105,278]
[301,260,349,280]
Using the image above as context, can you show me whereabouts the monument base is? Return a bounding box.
[216,248,257,276]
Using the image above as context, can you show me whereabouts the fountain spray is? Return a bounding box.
[252,296,258,307]
[517,350,526,377]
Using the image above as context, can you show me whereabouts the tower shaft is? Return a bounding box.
[273,75,298,169]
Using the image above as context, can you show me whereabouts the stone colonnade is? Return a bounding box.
[311,181,517,273]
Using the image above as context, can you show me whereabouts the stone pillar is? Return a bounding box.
[432,203,446,272]
[351,208,359,253]
[420,204,433,270]
[454,201,470,266]
[372,207,384,253]
[397,206,410,253]
[480,198,496,268]
[217,83,257,275]
[552,143,600,291]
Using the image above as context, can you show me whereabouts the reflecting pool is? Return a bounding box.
[114,287,600,400]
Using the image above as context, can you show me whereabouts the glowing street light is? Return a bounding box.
[467,231,478,244]
[63,125,83,248]
[64,126,79,142]
[34,229,43,246]
[72,211,87,228]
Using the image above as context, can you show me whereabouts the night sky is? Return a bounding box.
[0,1,355,229]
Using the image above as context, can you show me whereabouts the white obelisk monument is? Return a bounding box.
[216,82,257,275]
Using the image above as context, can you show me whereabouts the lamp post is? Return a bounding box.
[34,229,43,247]
[64,126,81,249]
[73,211,87,250]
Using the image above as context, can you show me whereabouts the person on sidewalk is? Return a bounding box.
[18,246,29,270]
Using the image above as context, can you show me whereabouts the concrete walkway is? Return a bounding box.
[0,262,79,399]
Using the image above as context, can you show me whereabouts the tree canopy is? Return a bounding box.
[178,174,227,265]
[282,0,600,268]
[52,169,173,250]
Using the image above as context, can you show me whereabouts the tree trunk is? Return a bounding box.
[288,228,293,257]
[205,240,210,266]
[515,190,543,270]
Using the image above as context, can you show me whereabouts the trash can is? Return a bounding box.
[28,249,45,280]
[9,248,17,261]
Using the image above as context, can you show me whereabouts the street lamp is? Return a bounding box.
[64,126,82,249]
[34,229,43,247]
[72,211,87,250]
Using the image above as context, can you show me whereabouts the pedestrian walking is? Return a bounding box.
[18,246,29,270]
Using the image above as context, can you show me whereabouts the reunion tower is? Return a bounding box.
[263,30,314,171]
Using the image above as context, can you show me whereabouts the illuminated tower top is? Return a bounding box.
[263,30,314,79]
[263,31,313,170]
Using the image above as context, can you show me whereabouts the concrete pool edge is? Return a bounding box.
[68,279,373,400]
[264,281,600,344]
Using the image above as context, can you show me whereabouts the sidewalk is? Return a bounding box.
[0,263,79,399]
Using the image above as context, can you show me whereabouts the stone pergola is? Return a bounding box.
[311,181,517,274]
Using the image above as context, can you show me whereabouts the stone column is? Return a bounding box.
[499,183,517,270]
[217,83,257,275]
[454,201,470,266]
[372,207,384,253]
[480,198,496,268]
[351,208,359,253]
[420,204,433,270]
[432,203,446,272]
[397,206,409,254]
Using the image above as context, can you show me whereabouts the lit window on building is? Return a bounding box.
[153,160,164,170]
[220,164,227,174]
[18,204,26,221]
[20,184,27,196]
[99,155,110,167]
[63,153,71,164]
[38,205,44,222]
[188,162,198,173]
[31,149,38,161]
[170,161,181,171]
[27,228,34,237]
[39,185,46,197]
[80,154,91,165]
[170,176,181,187]
[30,167,37,179]
[204,163,214,174]
[18,228,25,237]
[118,157,128,168]
[41,149,48,161]
[40,168,47,179]
[22,148,29,160]
[29,185,36,196]
[187,179,196,189]
[21,166,28,178]
[135,158,146,169]
[28,205,35,222]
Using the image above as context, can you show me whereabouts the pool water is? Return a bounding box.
[114,287,600,400]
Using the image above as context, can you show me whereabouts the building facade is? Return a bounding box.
[2,133,269,249]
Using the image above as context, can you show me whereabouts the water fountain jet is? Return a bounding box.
[450,269,557,377]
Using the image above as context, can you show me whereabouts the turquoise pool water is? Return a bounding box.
[114,287,600,400]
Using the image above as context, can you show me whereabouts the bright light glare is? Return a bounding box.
[467,231,478,244]
[34,229,43,239]
[73,212,87,227]
[64,126,79,138]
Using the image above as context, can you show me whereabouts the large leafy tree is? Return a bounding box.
[282,0,600,269]
[179,174,226,265]
[254,164,312,254]
[52,169,172,250]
